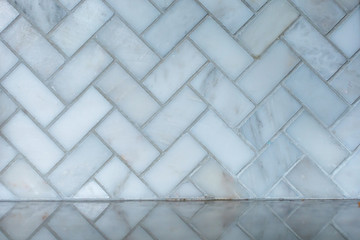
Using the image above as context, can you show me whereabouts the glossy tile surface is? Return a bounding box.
[0,201,358,239]
[0,0,359,200]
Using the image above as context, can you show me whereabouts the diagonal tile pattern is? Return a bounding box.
[0,0,359,200]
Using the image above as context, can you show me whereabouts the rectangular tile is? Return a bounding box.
[49,87,112,150]
[144,134,206,197]
[286,158,343,198]
[240,87,300,149]
[1,111,64,173]
[191,17,253,80]
[284,64,348,126]
[334,150,360,197]
[198,0,253,33]
[0,136,16,171]
[284,17,346,80]
[191,111,254,174]
[47,40,112,103]
[105,0,160,33]
[12,0,67,33]
[191,63,254,126]
[95,157,155,199]
[287,111,348,173]
[48,134,111,196]
[1,158,58,199]
[237,40,299,103]
[152,0,174,10]
[0,40,17,78]
[58,0,80,10]
[49,0,113,56]
[237,0,299,56]
[335,0,359,11]
[2,17,65,79]
[2,64,64,126]
[97,17,160,79]
[143,87,206,150]
[333,104,360,151]
[0,0,18,32]
[192,158,250,198]
[0,90,17,125]
[239,134,302,197]
[330,53,360,104]
[143,0,206,56]
[143,40,206,103]
[96,110,159,173]
[244,0,267,11]
[291,0,345,34]
[96,63,159,125]
[329,7,360,58]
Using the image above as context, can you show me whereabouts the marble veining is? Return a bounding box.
[0,0,359,201]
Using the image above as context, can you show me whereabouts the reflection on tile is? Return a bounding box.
[0,201,358,239]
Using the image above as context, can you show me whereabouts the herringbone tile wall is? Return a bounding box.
[0,0,359,200]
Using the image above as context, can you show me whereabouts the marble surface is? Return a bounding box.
[0,200,358,239]
[0,0,359,200]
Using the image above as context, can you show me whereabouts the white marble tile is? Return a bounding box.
[237,40,299,103]
[239,134,302,197]
[49,0,112,56]
[237,0,299,56]
[74,202,108,220]
[333,206,360,240]
[329,7,360,58]
[2,17,65,79]
[244,0,267,11]
[58,0,80,10]
[1,111,64,173]
[105,0,160,33]
[286,158,343,198]
[285,64,348,126]
[0,157,59,199]
[48,40,112,103]
[49,87,112,150]
[191,63,254,126]
[96,157,156,199]
[0,40,17,78]
[239,204,298,240]
[330,53,360,104]
[96,63,159,125]
[2,64,64,126]
[0,0,18,32]
[0,203,57,240]
[192,158,250,198]
[144,87,206,150]
[287,111,348,173]
[0,136,16,171]
[221,226,251,240]
[96,203,155,239]
[171,181,203,199]
[48,205,105,240]
[143,0,206,56]
[334,150,360,197]
[0,182,16,200]
[74,180,109,199]
[290,0,345,34]
[0,90,17,125]
[192,111,254,173]
[198,0,253,33]
[144,134,206,197]
[284,17,346,80]
[48,134,111,197]
[142,205,201,240]
[333,103,360,151]
[315,225,347,240]
[31,228,57,240]
[191,17,253,80]
[11,0,67,33]
[240,87,300,149]
[97,17,160,79]
[143,40,206,103]
[335,0,359,12]
[267,180,300,199]
[96,111,159,173]
[152,0,174,10]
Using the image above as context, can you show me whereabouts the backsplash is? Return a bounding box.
[0,0,359,200]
